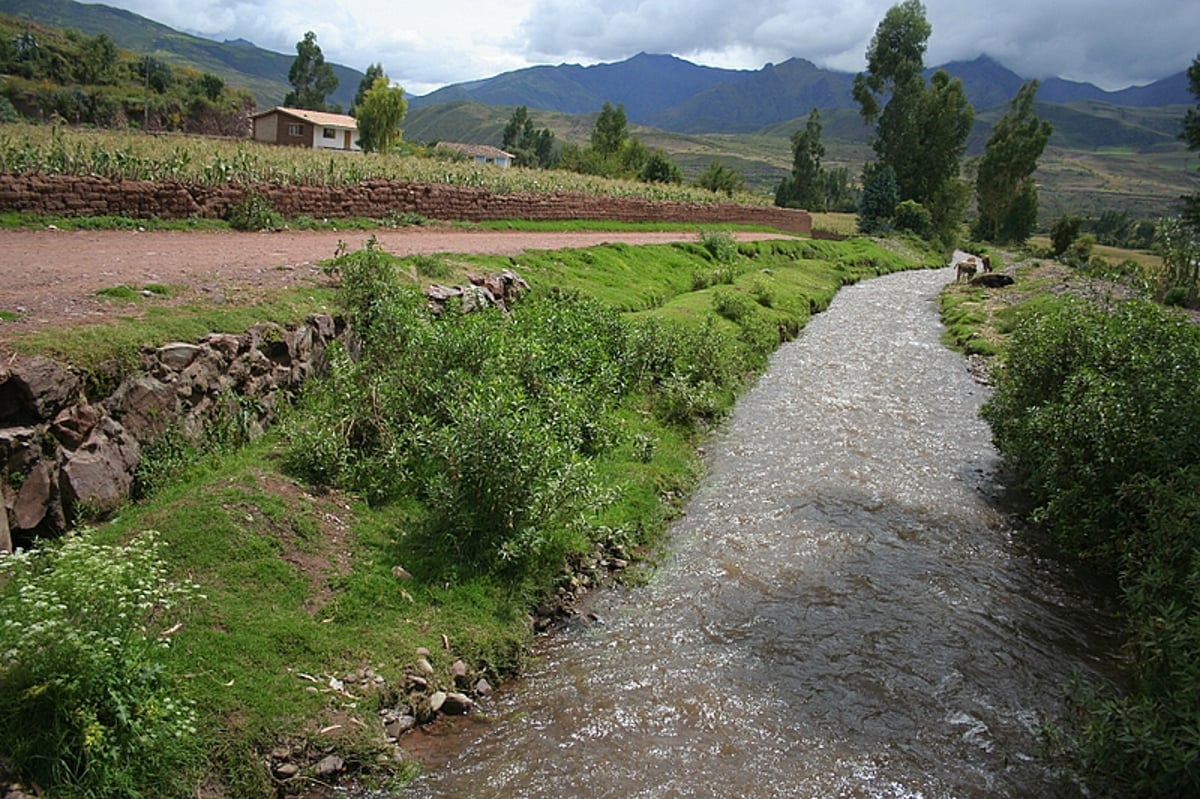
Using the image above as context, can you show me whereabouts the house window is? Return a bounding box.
[322,127,336,139]
[287,123,303,136]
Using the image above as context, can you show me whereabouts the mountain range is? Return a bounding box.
[409,51,1192,134]
[1,0,1191,136]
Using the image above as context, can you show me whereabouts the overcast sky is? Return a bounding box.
[89,0,1197,96]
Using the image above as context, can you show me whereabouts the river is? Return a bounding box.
[403,266,1118,799]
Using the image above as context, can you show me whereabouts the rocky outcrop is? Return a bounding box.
[0,314,343,549]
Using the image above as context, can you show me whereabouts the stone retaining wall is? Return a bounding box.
[0,315,342,551]
[0,174,812,234]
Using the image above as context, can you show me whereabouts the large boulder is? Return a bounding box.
[0,356,81,425]
[60,417,141,517]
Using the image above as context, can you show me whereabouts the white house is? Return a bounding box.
[250,107,361,152]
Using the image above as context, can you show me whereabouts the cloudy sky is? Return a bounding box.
[90,0,1196,96]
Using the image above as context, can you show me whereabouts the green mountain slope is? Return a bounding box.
[0,0,363,109]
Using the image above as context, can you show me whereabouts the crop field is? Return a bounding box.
[0,123,769,205]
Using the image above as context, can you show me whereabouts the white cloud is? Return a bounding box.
[86,0,1198,94]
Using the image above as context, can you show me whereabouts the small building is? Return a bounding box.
[250,107,361,152]
[436,142,515,168]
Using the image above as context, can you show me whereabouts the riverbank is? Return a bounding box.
[0,232,941,797]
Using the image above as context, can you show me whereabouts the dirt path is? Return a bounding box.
[0,227,795,348]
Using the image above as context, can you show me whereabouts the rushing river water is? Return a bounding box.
[404,266,1118,799]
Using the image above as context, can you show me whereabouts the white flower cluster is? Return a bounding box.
[0,530,203,671]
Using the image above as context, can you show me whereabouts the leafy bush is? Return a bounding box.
[284,241,760,577]
[0,531,203,798]
[983,297,1200,793]
[892,199,933,238]
[699,229,739,266]
[1050,214,1083,257]
[712,288,757,324]
[224,192,282,231]
[983,297,1200,558]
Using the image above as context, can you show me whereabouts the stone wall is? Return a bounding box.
[0,315,342,551]
[0,174,812,234]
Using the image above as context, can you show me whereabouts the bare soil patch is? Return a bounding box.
[0,227,794,352]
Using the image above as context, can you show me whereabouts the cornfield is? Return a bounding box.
[0,123,769,205]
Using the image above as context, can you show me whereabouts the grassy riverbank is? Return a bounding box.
[0,232,938,797]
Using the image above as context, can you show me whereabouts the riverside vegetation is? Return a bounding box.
[0,231,935,797]
[941,249,1200,796]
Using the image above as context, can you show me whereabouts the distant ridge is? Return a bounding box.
[411,52,1191,135]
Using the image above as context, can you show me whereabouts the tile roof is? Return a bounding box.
[253,106,358,128]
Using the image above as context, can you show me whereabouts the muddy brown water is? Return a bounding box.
[401,266,1119,798]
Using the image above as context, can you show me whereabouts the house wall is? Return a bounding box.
[312,125,360,152]
[252,114,278,144]
[276,115,310,148]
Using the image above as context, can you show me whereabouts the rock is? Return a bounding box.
[0,500,11,553]
[273,763,299,779]
[384,714,417,738]
[60,417,141,517]
[108,376,177,441]
[156,342,203,371]
[51,403,100,450]
[415,657,434,676]
[441,692,474,715]
[0,356,81,425]
[13,461,52,530]
[428,690,447,713]
[474,677,494,697]
[314,754,343,776]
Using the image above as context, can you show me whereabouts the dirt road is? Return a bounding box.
[0,227,795,347]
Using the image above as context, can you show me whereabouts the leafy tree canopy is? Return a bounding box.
[284,31,339,112]
[973,80,1052,243]
[354,75,407,153]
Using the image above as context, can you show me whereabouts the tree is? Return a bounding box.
[697,160,744,197]
[591,102,628,156]
[775,108,826,210]
[284,31,338,111]
[640,150,682,184]
[1183,54,1200,225]
[972,80,1052,243]
[852,1,974,243]
[354,76,407,153]
[502,106,557,168]
[353,63,385,115]
[858,162,898,233]
[77,33,119,85]
[197,73,224,103]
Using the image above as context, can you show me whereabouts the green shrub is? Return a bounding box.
[984,298,1200,558]
[892,199,933,238]
[712,288,757,324]
[0,531,203,798]
[699,229,739,265]
[983,297,1200,793]
[224,192,282,231]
